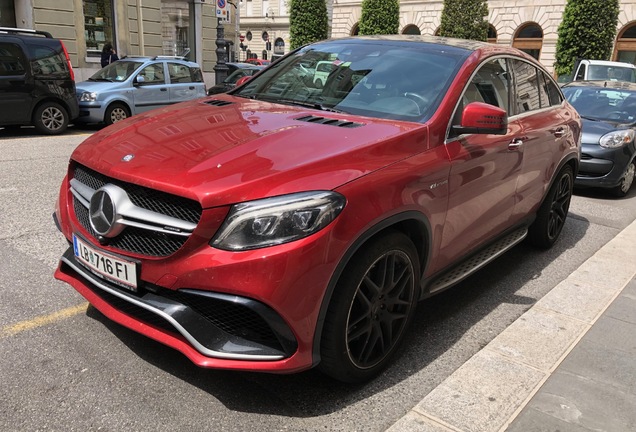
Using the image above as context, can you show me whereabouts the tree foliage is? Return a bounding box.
[439,0,489,41]
[359,0,400,35]
[554,0,620,76]
[289,0,328,50]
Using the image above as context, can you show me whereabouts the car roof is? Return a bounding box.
[562,80,636,91]
[580,59,636,68]
[118,56,201,67]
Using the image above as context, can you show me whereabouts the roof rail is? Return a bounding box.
[151,55,188,60]
[0,27,52,38]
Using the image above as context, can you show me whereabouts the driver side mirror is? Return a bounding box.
[235,75,252,87]
[134,75,146,86]
[452,102,508,135]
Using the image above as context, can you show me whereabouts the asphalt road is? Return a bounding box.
[1,127,635,432]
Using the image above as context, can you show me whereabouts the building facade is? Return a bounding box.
[4,0,636,83]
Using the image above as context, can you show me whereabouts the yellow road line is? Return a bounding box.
[0,302,89,338]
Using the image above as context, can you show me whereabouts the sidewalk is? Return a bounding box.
[387,219,636,432]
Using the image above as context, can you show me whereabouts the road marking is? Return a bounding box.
[0,303,88,339]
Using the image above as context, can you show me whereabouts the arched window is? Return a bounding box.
[513,23,543,60]
[350,23,359,36]
[274,37,285,55]
[434,27,441,36]
[614,23,636,65]
[402,25,421,35]
[488,24,497,44]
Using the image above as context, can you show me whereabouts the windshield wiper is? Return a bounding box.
[273,98,346,113]
[91,78,114,82]
[580,115,601,122]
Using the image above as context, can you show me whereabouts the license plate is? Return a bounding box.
[73,234,138,291]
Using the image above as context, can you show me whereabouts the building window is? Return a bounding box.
[488,25,497,44]
[274,37,284,55]
[0,0,16,27]
[513,23,543,61]
[161,0,193,58]
[615,24,636,65]
[402,25,421,35]
[83,0,115,56]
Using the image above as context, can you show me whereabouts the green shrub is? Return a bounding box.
[359,0,399,35]
[289,0,329,50]
[439,0,489,41]
[555,0,619,76]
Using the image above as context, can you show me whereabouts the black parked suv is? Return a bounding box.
[0,27,79,134]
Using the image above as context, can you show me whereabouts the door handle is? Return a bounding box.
[508,138,523,150]
[160,88,167,91]
[554,128,566,138]
[189,86,195,90]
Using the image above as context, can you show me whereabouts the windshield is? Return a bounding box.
[563,86,636,122]
[89,61,144,82]
[587,65,636,82]
[233,40,466,122]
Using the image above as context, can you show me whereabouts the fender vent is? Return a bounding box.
[206,99,233,107]
[295,115,363,128]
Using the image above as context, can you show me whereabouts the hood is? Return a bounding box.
[76,80,129,94]
[580,117,634,145]
[70,95,427,208]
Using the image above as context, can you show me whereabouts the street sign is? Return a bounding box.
[239,34,245,42]
[216,0,228,19]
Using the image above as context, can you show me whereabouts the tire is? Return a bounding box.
[318,231,419,383]
[104,103,130,125]
[528,165,574,249]
[33,102,68,135]
[611,160,635,197]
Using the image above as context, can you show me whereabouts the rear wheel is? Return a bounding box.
[528,165,574,249]
[611,160,635,197]
[33,102,68,135]
[104,103,130,125]
[319,231,419,383]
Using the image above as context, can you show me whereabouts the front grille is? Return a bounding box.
[71,164,202,257]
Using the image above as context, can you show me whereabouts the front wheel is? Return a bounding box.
[528,165,574,249]
[611,160,635,197]
[33,102,68,135]
[104,103,130,125]
[319,231,419,383]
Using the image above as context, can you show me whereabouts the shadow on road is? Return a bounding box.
[83,212,591,418]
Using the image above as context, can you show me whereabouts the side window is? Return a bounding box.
[0,43,26,76]
[28,44,67,77]
[465,58,511,113]
[168,62,193,83]
[190,66,203,83]
[540,71,563,106]
[575,64,586,81]
[138,63,165,84]
[511,60,541,114]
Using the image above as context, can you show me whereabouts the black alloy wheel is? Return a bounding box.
[319,231,419,383]
[612,160,635,197]
[528,165,574,249]
[33,102,69,135]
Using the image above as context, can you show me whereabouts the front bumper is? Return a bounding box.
[575,142,635,189]
[76,103,106,124]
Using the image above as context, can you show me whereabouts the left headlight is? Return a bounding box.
[599,129,635,148]
[79,92,97,102]
[211,191,346,251]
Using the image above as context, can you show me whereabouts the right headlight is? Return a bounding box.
[599,129,635,148]
[79,92,97,102]
[210,191,346,251]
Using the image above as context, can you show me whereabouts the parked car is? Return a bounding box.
[54,36,580,383]
[562,81,636,196]
[75,56,206,125]
[245,58,271,66]
[0,27,79,134]
[207,64,263,95]
[558,59,636,84]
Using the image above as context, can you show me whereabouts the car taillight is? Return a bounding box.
[60,41,75,81]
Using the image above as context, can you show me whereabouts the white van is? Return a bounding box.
[572,59,636,82]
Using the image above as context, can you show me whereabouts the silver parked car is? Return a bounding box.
[75,56,206,125]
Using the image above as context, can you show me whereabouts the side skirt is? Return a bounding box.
[422,227,528,299]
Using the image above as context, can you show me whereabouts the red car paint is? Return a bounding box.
[54,36,580,381]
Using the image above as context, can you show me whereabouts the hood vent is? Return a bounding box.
[206,99,233,107]
[295,115,363,128]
